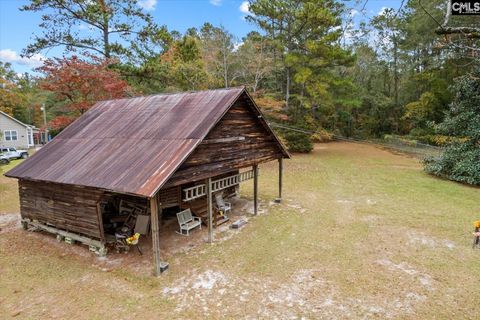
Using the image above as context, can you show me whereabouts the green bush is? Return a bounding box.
[424,142,480,185]
[423,68,480,185]
[284,131,313,153]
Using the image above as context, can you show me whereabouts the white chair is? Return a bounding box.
[176,209,202,236]
[214,193,231,216]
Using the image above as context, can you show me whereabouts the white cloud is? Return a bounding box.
[210,0,222,6]
[378,7,391,15]
[233,41,243,52]
[239,1,250,13]
[0,49,45,68]
[78,23,95,31]
[349,9,358,17]
[138,0,157,10]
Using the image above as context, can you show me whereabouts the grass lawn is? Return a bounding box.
[1,142,479,319]
[0,159,24,213]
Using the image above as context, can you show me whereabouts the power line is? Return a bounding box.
[418,0,480,53]
[393,0,406,20]
[268,122,315,135]
[361,0,369,13]
[418,0,444,30]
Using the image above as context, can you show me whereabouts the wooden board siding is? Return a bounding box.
[179,170,239,217]
[165,97,283,187]
[18,180,105,240]
[158,186,181,208]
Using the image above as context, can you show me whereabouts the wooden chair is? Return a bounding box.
[176,209,202,236]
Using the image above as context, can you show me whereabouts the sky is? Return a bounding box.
[0,0,402,74]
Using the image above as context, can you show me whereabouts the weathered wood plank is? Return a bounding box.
[165,100,283,187]
[253,165,258,215]
[150,194,162,276]
[207,177,213,243]
[201,136,246,144]
[18,180,104,239]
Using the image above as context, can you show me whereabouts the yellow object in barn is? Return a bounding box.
[473,221,480,249]
[126,233,140,245]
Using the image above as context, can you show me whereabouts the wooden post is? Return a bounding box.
[276,158,283,203]
[253,164,258,215]
[150,194,162,276]
[206,177,214,243]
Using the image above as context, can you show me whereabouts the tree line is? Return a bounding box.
[1,0,479,184]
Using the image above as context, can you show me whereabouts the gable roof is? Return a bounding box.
[5,87,288,198]
[0,111,35,128]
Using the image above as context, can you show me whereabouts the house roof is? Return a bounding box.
[5,87,288,198]
[0,111,36,129]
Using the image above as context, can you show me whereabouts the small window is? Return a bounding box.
[4,130,17,141]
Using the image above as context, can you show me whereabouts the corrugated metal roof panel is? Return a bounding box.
[6,87,245,197]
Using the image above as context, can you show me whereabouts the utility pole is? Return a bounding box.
[40,104,48,143]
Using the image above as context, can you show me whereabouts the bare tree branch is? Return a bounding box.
[434,0,480,37]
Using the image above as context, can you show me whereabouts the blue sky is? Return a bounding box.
[0,0,401,74]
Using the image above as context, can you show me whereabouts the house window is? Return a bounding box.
[4,130,17,141]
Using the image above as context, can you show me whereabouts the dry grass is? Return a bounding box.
[1,142,480,319]
[0,159,23,213]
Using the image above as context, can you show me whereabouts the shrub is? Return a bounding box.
[424,141,480,185]
[311,129,333,143]
[423,68,480,185]
[283,131,313,153]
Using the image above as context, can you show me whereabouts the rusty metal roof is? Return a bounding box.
[6,87,287,198]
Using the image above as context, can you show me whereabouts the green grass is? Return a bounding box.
[1,142,479,319]
[0,159,24,213]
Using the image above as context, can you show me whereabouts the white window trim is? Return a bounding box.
[4,130,18,141]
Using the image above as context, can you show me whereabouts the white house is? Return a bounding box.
[0,111,38,149]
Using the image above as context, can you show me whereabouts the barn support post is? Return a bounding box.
[275,158,283,203]
[207,177,214,243]
[150,194,166,276]
[253,164,258,215]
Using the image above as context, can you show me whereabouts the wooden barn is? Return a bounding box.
[5,87,289,275]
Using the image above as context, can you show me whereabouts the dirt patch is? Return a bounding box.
[285,199,307,213]
[407,230,456,250]
[360,214,381,224]
[162,267,434,319]
[376,259,434,291]
[0,213,20,233]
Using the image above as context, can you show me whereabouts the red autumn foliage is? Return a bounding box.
[37,55,131,130]
[48,115,75,131]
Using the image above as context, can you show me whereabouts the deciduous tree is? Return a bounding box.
[235,32,274,92]
[37,55,131,130]
[0,62,26,116]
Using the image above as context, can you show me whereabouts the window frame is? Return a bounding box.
[4,130,18,141]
